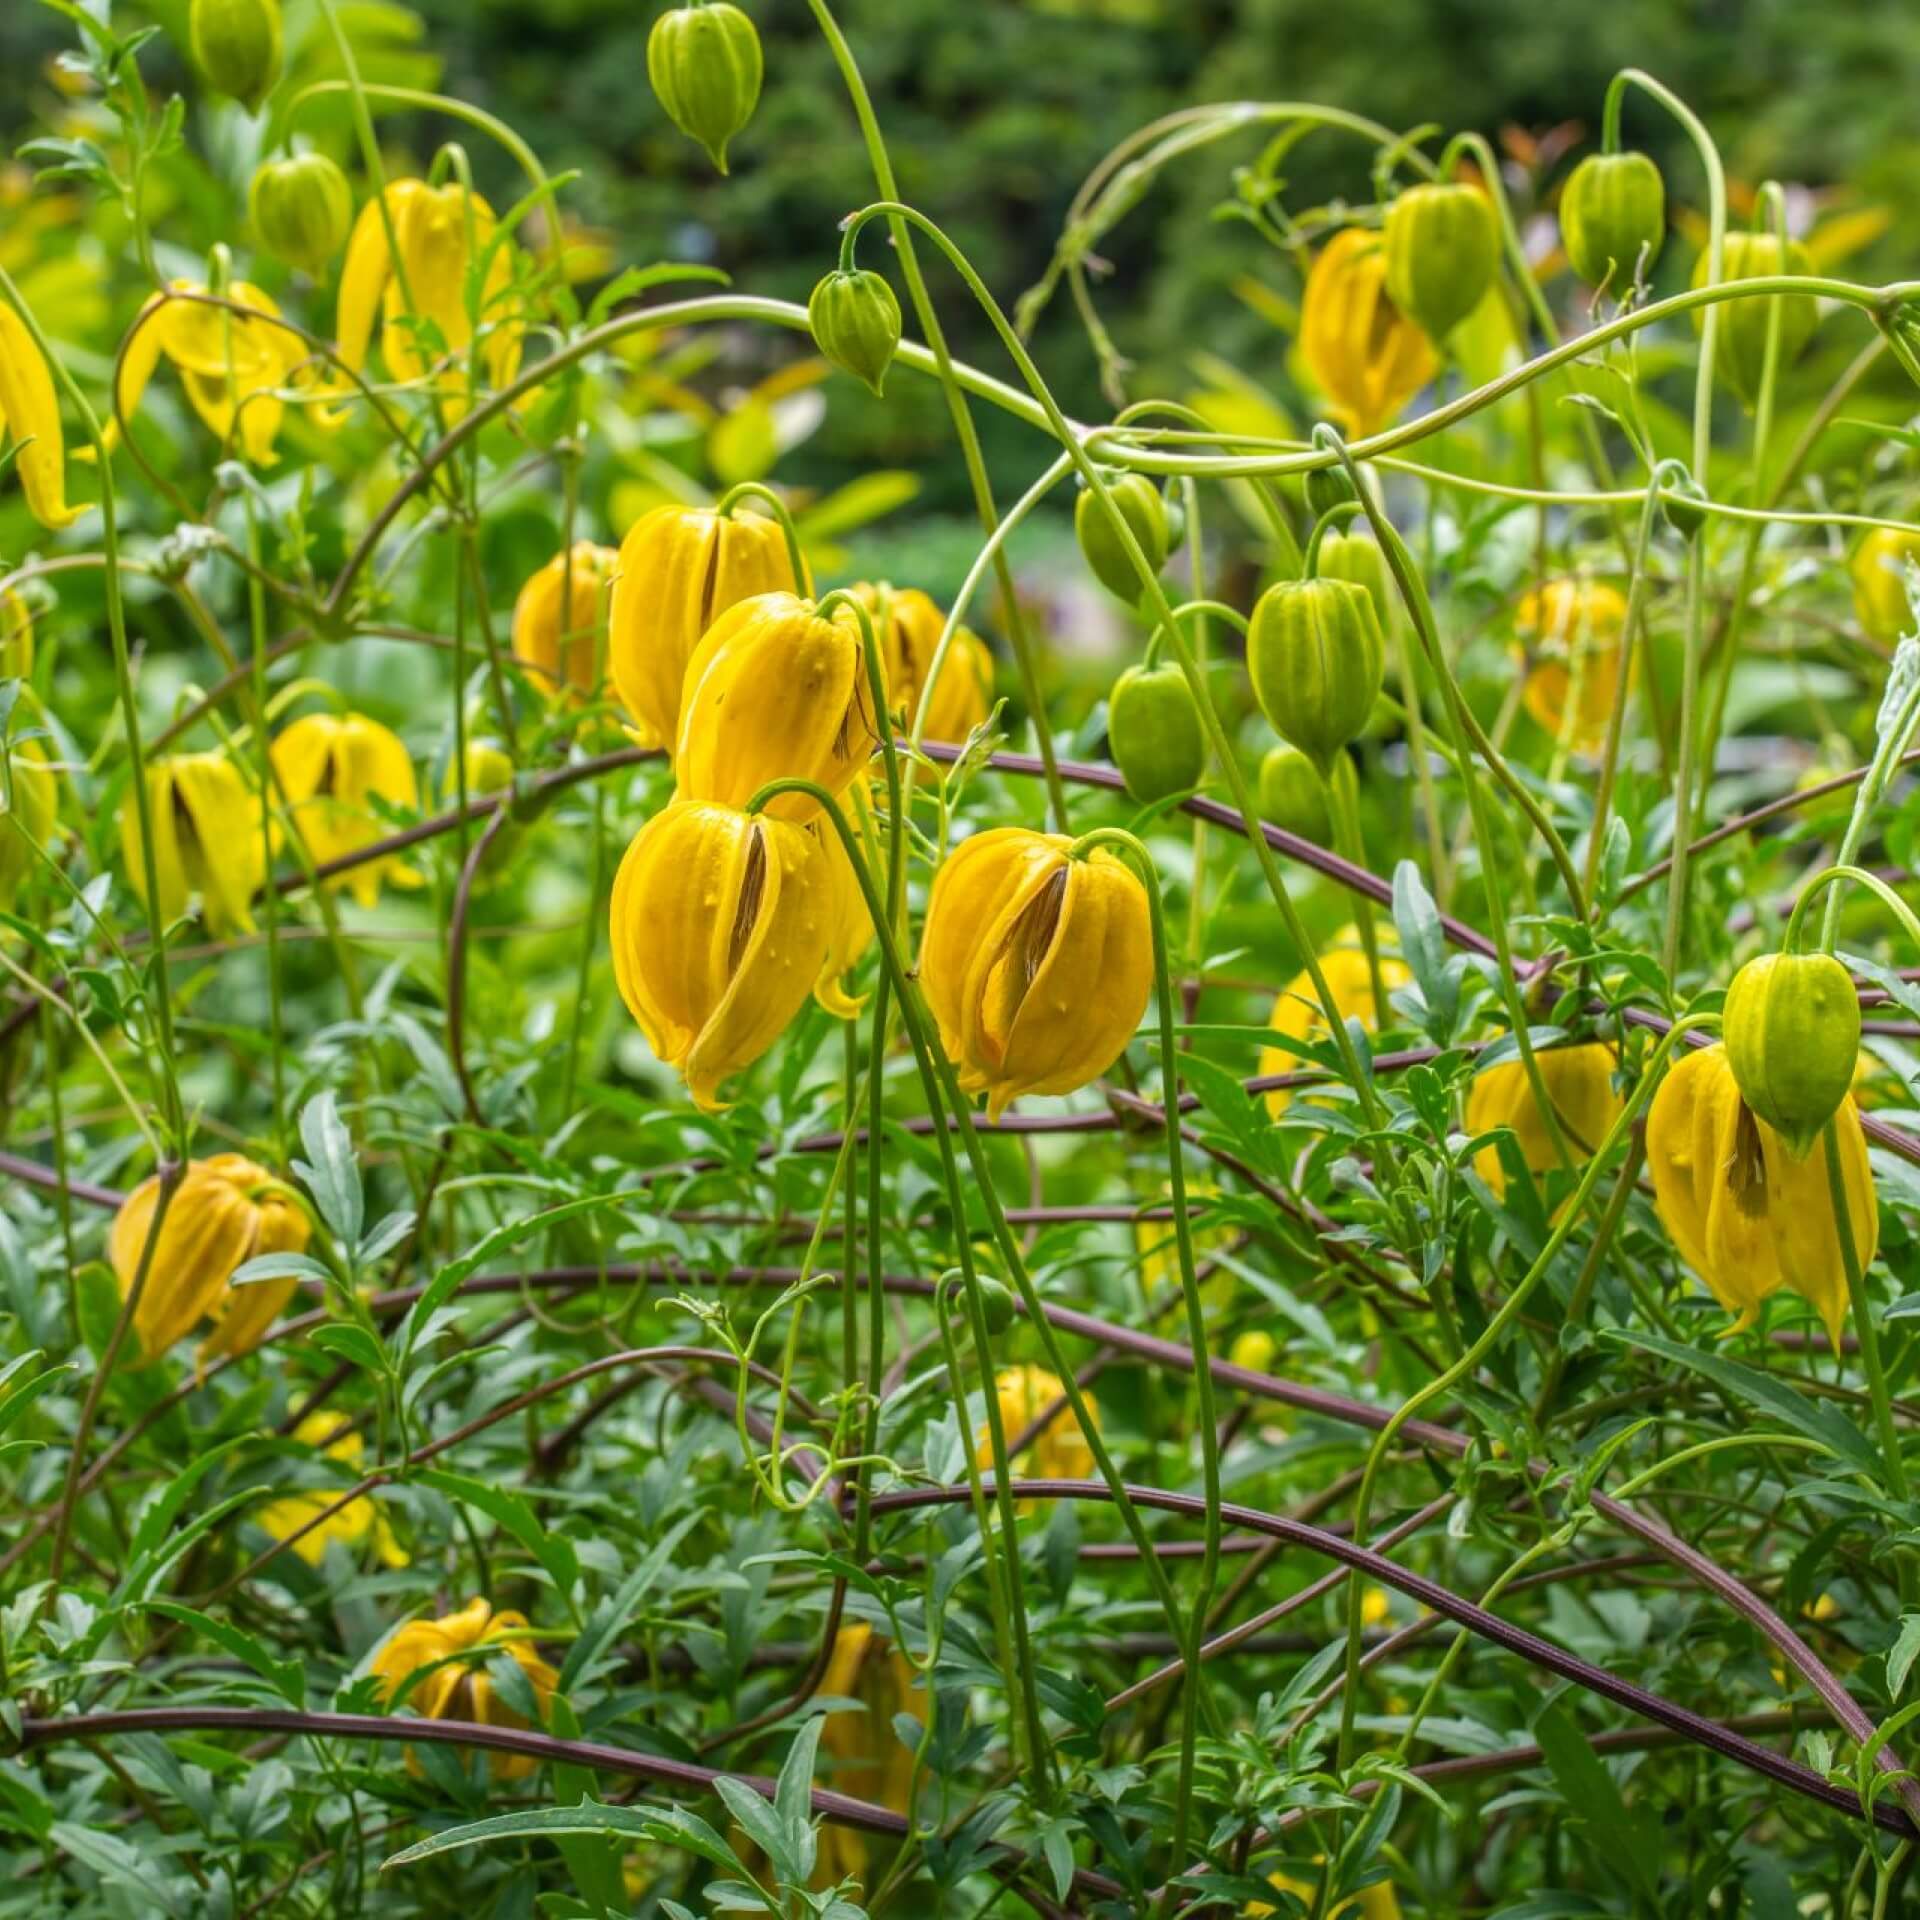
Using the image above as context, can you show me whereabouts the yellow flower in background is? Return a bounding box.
[108,1154,310,1364]
[336,180,523,407]
[673,591,884,822]
[1515,578,1630,753]
[369,1596,558,1781]
[0,297,82,528]
[1135,1184,1236,1310]
[1467,1042,1624,1196]
[608,800,832,1110]
[1298,228,1437,435]
[254,1415,407,1568]
[920,828,1153,1121]
[2,587,32,681]
[1850,526,1920,644]
[1250,1868,1402,1918]
[0,737,57,913]
[1647,1042,1877,1345]
[112,279,308,466]
[1229,1329,1277,1375]
[269,712,422,908]
[805,801,875,1021]
[510,542,619,705]
[850,581,994,743]
[607,504,804,748]
[812,1623,926,1885]
[1260,929,1410,1116]
[118,752,265,939]
[978,1363,1097,1482]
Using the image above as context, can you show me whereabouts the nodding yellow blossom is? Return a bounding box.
[108,1154,310,1364]
[1515,579,1630,753]
[849,581,994,743]
[804,801,874,1021]
[1647,1042,1877,1346]
[1467,1042,1624,1196]
[369,1597,558,1781]
[673,591,885,822]
[0,297,82,527]
[1250,1868,1403,1918]
[1229,1329,1277,1375]
[118,751,265,939]
[269,712,422,908]
[920,828,1152,1121]
[113,279,308,466]
[1851,526,1920,644]
[1260,928,1410,1116]
[608,504,806,747]
[608,800,832,1110]
[510,541,619,705]
[335,180,523,408]
[812,1623,926,1885]
[1298,228,1437,435]
[978,1364,1098,1483]
[254,1415,407,1568]
[2,587,32,680]
[1135,1184,1236,1311]
[0,737,57,913]
[1361,1586,1393,1630]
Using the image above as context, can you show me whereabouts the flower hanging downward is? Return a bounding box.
[811,1623,926,1884]
[1260,929,1410,1116]
[0,738,57,915]
[369,1597,558,1781]
[0,298,82,528]
[851,581,994,743]
[1515,578,1630,753]
[511,541,619,705]
[920,828,1153,1121]
[1299,227,1437,434]
[119,751,265,938]
[1467,1042,1624,1196]
[270,712,422,908]
[109,1154,310,1364]
[254,1414,408,1568]
[608,800,832,1109]
[978,1363,1098,1482]
[1647,1042,1877,1345]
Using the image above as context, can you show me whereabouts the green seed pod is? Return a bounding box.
[974,1275,1016,1335]
[1075,473,1170,607]
[808,268,902,397]
[1314,528,1396,632]
[1662,471,1709,543]
[1559,151,1666,289]
[1258,742,1334,844]
[1692,230,1818,405]
[1246,575,1385,779]
[647,2,764,174]
[1723,950,1861,1159]
[249,153,353,275]
[1383,182,1499,343]
[1160,487,1187,556]
[1108,661,1205,804]
[190,0,283,113]
[1303,464,1356,522]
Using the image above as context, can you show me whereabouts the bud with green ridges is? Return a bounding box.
[1723,950,1861,1159]
[808,267,902,396]
[1108,660,1204,804]
[190,0,283,114]
[1559,151,1666,289]
[1075,472,1170,607]
[1258,743,1335,844]
[1246,571,1385,780]
[1303,463,1356,522]
[1693,229,1818,405]
[1383,182,1498,343]
[974,1275,1016,1336]
[647,2,764,175]
[249,153,354,276]
[1662,470,1709,543]
[1313,528,1395,632]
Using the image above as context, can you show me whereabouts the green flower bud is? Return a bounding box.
[1108,661,1205,804]
[1075,473,1170,607]
[808,267,902,396]
[1383,182,1498,343]
[647,2,764,175]
[1693,230,1818,405]
[1246,575,1385,780]
[1723,950,1861,1160]
[190,0,283,114]
[1258,743,1333,844]
[1662,472,1709,543]
[1313,528,1395,632]
[1559,151,1666,289]
[1303,463,1357,522]
[249,153,354,275]
[974,1275,1016,1335]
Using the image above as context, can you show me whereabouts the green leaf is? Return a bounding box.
[383,1802,741,1875]
[560,1512,701,1691]
[141,1602,305,1707]
[417,1468,579,1598]
[1531,1701,1659,1900]
[294,1092,363,1249]
[1888,1614,1920,1699]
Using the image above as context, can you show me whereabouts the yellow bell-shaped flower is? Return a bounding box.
[978,1363,1098,1482]
[269,712,422,908]
[1260,928,1410,1116]
[108,1153,311,1364]
[1467,1041,1624,1195]
[1647,1042,1877,1345]
[850,581,994,743]
[1515,578,1630,752]
[1850,527,1920,644]
[608,799,832,1110]
[0,737,58,914]
[1249,1868,1402,1918]
[510,541,618,706]
[2,586,33,680]
[369,1596,558,1781]
[811,1623,927,1885]
[920,827,1153,1121]
[803,802,874,1021]
[114,279,307,466]
[118,751,266,939]
[1298,228,1438,435]
[254,1414,409,1569]
[1136,1183,1236,1312]
[336,179,523,408]
[673,591,885,823]
[607,504,805,747]
[0,297,82,528]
